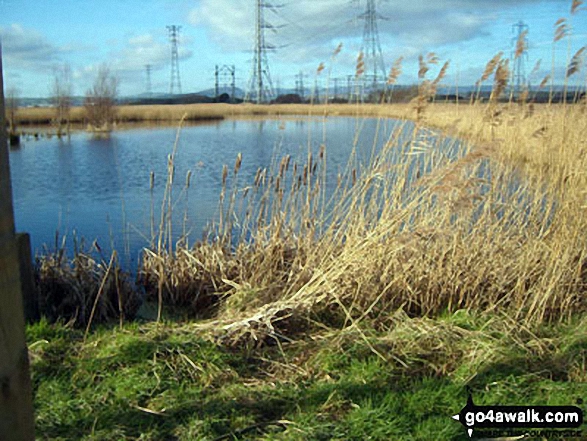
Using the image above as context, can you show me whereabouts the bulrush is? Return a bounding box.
[234,152,242,175]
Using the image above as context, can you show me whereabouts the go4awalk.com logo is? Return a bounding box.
[451,392,584,438]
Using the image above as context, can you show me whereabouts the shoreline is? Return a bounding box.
[11,103,415,128]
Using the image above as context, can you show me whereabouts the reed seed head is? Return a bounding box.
[418,55,429,79]
[481,52,503,82]
[554,18,568,42]
[387,56,404,85]
[567,46,586,78]
[317,62,325,75]
[515,30,528,59]
[433,60,450,86]
[356,51,365,77]
[539,74,551,89]
[427,52,439,65]
[530,59,542,77]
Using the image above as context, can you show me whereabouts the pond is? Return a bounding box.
[9,116,458,270]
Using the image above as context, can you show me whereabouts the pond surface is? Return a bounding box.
[9,116,452,269]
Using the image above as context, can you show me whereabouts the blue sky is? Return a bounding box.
[1,0,586,98]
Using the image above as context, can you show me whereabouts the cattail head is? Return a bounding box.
[185,170,192,188]
[319,144,325,160]
[554,18,568,42]
[234,152,242,174]
[567,46,586,78]
[254,167,262,187]
[222,164,228,186]
[332,42,343,57]
[167,154,175,184]
[279,155,290,178]
[149,171,155,190]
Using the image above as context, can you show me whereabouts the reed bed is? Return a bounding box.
[137,100,587,347]
[31,82,587,346]
[31,0,587,345]
[35,236,141,328]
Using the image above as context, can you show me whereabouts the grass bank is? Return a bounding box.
[29,311,587,440]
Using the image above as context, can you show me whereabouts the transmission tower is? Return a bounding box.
[215,65,237,102]
[245,0,277,104]
[145,64,152,98]
[295,71,306,101]
[347,75,354,102]
[356,0,387,101]
[511,20,529,95]
[167,25,182,95]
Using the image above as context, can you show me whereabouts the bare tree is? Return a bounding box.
[52,64,73,136]
[84,65,118,132]
[6,87,19,135]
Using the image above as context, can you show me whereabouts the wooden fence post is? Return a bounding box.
[0,42,36,441]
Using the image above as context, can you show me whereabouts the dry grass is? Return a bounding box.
[28,99,587,342]
[133,97,587,346]
[27,1,587,345]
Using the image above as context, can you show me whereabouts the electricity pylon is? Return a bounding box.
[215,65,237,102]
[145,64,152,97]
[245,0,277,103]
[167,25,182,95]
[356,0,387,101]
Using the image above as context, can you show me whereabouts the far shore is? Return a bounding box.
[12,103,418,128]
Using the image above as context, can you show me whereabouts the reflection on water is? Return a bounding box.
[9,116,456,269]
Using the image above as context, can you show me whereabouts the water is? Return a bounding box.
[9,116,452,269]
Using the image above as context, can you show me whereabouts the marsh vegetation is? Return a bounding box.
[18,1,587,438]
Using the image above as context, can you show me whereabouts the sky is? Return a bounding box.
[1,0,586,98]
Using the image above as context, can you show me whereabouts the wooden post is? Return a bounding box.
[0,43,36,441]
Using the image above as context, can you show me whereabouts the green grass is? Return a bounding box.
[29,312,587,440]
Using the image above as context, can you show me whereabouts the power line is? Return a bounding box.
[167,25,182,95]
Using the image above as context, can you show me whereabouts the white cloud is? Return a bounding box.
[0,24,63,71]
[188,0,567,68]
